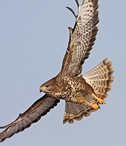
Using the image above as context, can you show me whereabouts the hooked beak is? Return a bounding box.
[40,86,44,93]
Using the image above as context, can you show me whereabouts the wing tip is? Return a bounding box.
[0,133,5,142]
[0,139,3,142]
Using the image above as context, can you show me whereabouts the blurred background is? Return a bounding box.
[0,0,125,145]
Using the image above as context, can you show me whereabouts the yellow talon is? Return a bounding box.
[85,100,99,110]
[92,93,105,104]
[92,104,99,110]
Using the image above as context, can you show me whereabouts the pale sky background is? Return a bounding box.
[0,0,125,145]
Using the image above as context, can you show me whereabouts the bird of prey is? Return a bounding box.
[0,0,114,142]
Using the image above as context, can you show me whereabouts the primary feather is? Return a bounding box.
[0,0,114,142]
[0,95,59,142]
[60,0,99,76]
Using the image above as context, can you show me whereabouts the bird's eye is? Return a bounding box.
[45,85,49,88]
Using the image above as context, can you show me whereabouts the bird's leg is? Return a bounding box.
[84,100,99,110]
[91,93,105,104]
[73,96,99,110]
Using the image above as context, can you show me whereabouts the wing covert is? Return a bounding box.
[0,94,60,142]
[60,0,99,76]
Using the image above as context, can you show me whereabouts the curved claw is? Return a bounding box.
[66,7,77,19]
[92,93,105,104]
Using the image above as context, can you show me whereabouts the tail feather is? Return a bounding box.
[63,58,114,124]
[82,58,114,99]
[63,101,96,124]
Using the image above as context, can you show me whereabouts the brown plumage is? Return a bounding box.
[0,0,114,142]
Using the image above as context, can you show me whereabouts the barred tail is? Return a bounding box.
[63,101,95,124]
[63,58,114,124]
[82,58,114,99]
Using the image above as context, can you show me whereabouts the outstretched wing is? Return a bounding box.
[0,94,60,142]
[60,0,99,76]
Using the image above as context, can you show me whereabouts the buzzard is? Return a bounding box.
[0,0,114,142]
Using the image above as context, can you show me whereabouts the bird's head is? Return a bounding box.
[40,77,60,95]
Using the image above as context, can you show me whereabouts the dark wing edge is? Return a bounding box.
[60,0,99,76]
[0,94,60,142]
